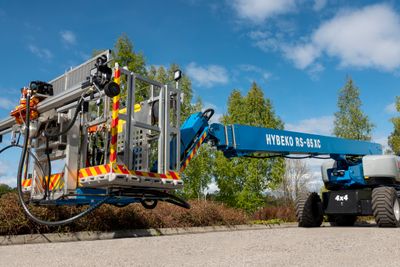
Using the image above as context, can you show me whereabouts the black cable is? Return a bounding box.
[43,97,84,200]
[243,154,332,160]
[284,155,316,159]
[201,108,215,122]
[16,93,111,226]
[311,156,332,160]
[44,138,51,199]
[243,155,283,159]
[44,97,84,138]
[0,144,22,154]
[1,144,50,195]
[16,132,21,145]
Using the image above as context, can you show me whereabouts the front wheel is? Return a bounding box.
[295,192,323,227]
[141,199,158,210]
[372,187,400,227]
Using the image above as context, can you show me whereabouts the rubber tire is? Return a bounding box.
[141,199,158,210]
[372,187,400,227]
[328,215,357,226]
[296,192,323,227]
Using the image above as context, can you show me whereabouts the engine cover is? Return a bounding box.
[363,155,400,182]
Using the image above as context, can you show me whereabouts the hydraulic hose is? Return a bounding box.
[45,97,84,138]
[16,92,111,226]
[201,108,214,122]
[0,144,46,190]
[43,97,84,199]
[244,154,331,160]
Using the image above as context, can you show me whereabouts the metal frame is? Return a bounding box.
[118,69,181,174]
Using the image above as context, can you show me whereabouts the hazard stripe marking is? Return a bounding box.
[180,132,208,173]
[109,66,121,164]
[23,173,64,190]
[94,166,102,175]
[86,168,93,177]
[78,164,180,181]
[99,165,108,174]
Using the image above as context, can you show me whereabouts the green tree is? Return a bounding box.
[181,144,214,200]
[0,184,12,197]
[113,33,146,76]
[333,77,374,140]
[148,65,212,198]
[148,64,194,121]
[214,82,285,212]
[112,33,147,101]
[389,96,400,155]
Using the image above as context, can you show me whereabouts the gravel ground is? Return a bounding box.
[1,225,400,267]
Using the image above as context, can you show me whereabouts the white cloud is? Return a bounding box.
[28,45,53,60]
[0,176,16,187]
[287,4,400,71]
[286,115,334,135]
[248,30,285,54]
[232,0,296,23]
[385,102,397,114]
[283,43,321,70]
[0,161,8,176]
[373,136,389,152]
[208,113,223,124]
[248,30,269,40]
[313,0,327,11]
[60,30,76,45]
[0,97,14,110]
[186,62,229,88]
[238,64,271,79]
[300,158,326,192]
[206,181,219,194]
[0,161,16,187]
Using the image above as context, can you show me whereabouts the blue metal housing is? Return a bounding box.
[180,112,209,153]
[327,163,366,187]
[206,123,382,189]
[208,124,382,157]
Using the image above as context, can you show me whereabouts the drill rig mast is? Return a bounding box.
[0,51,398,227]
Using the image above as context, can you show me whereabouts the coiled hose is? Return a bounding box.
[16,92,111,226]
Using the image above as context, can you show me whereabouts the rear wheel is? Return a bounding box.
[372,187,400,227]
[328,215,357,226]
[141,199,158,210]
[295,192,323,227]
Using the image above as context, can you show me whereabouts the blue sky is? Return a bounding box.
[0,0,399,186]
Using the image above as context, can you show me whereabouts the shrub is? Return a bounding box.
[253,204,296,222]
[0,193,248,236]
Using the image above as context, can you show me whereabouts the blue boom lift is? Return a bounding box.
[0,51,399,227]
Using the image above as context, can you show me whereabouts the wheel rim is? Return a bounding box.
[394,199,400,222]
[144,200,155,205]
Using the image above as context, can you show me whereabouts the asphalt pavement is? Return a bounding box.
[1,225,400,267]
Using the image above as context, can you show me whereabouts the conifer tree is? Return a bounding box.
[333,77,374,140]
[389,96,400,155]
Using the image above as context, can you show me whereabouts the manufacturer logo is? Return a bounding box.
[335,194,349,202]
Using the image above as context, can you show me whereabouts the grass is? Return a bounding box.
[251,219,285,225]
